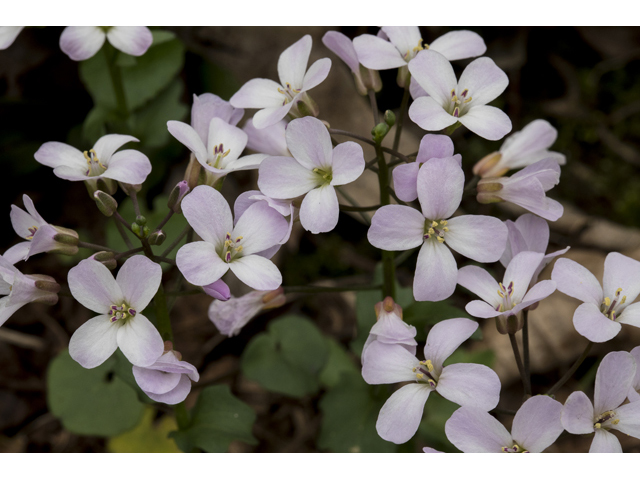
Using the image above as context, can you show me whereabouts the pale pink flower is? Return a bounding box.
[60,26,153,61]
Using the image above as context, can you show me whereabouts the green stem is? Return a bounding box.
[391,85,411,158]
[77,241,117,253]
[509,333,530,396]
[156,210,174,231]
[328,129,410,163]
[113,247,144,260]
[523,311,531,394]
[153,283,173,342]
[284,284,383,294]
[368,89,380,125]
[130,191,142,218]
[336,187,370,225]
[394,248,415,266]
[103,45,129,118]
[375,142,396,299]
[546,342,594,396]
[113,216,135,249]
[444,122,462,136]
[161,225,191,258]
[114,211,134,233]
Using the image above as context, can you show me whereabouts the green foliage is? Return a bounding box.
[171,385,257,453]
[318,373,396,453]
[47,350,144,437]
[108,408,181,453]
[319,338,360,389]
[241,315,330,397]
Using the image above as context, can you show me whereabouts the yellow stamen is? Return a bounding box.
[616,288,623,295]
[594,423,602,429]
[437,237,445,243]
[428,228,435,235]
[443,227,449,232]
[431,220,438,227]
[235,245,243,253]
[425,360,434,372]
[83,151,92,163]
[497,289,505,298]
[604,297,611,306]
[235,236,243,242]
[416,373,424,380]
[440,220,447,225]
[622,296,627,304]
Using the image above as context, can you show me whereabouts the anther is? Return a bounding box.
[431,221,439,227]
[437,237,445,243]
[604,297,611,307]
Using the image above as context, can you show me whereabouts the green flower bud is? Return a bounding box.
[93,190,118,217]
[384,110,396,127]
[148,230,166,246]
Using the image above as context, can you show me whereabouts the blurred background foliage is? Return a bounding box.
[1,26,640,453]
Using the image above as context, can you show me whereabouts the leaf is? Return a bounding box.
[318,373,396,453]
[319,338,359,389]
[171,385,257,453]
[403,301,472,341]
[418,393,458,452]
[47,350,144,437]
[108,408,181,453]
[241,315,330,397]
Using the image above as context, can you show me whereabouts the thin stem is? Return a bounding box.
[161,225,191,258]
[328,129,410,163]
[77,241,117,253]
[508,333,530,396]
[374,142,396,299]
[113,216,134,249]
[391,85,411,159]
[336,187,370,225]
[368,89,380,125]
[339,204,380,212]
[114,211,134,233]
[156,210,174,231]
[113,247,144,260]
[523,311,531,394]
[103,45,129,118]
[155,256,177,266]
[154,283,173,343]
[546,342,594,396]
[284,284,383,294]
[388,188,408,206]
[130,191,142,218]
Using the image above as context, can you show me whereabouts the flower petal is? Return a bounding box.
[299,185,339,234]
[229,78,285,109]
[92,134,138,163]
[590,428,622,453]
[416,134,455,163]
[181,185,233,248]
[34,141,85,169]
[68,258,123,313]
[69,314,119,368]
[0,26,23,50]
[408,50,457,105]
[368,205,425,251]
[285,117,332,170]
[101,149,151,184]
[258,156,320,199]
[408,96,457,132]
[176,241,229,286]
[106,26,153,57]
[515,280,557,312]
[594,351,636,414]
[503,251,546,303]
[59,26,105,61]
[573,302,621,343]
[353,34,406,70]
[459,105,512,141]
[252,104,293,130]
[392,162,420,202]
[417,157,464,220]
[511,395,564,453]
[232,201,289,255]
[145,374,193,405]
[167,121,209,165]
[423,318,478,372]
[561,391,595,434]
[278,35,311,89]
[611,401,640,439]
[602,252,640,305]
[381,27,421,59]
[116,255,162,311]
[429,30,486,61]
[437,363,500,411]
[116,313,164,367]
[413,241,457,302]
[206,117,248,167]
[445,215,508,263]
[3,242,30,264]
[228,255,282,291]
[465,300,502,319]
[552,258,603,305]
[376,384,431,444]
[322,31,359,72]
[302,58,331,91]
[618,303,640,329]
[457,265,501,306]
[132,366,181,395]
[330,141,364,185]
[457,57,508,105]
[445,406,512,453]
[361,341,419,384]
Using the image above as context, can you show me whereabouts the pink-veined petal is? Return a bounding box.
[552,258,603,305]
[602,252,640,305]
[34,141,86,169]
[611,401,640,439]
[116,255,162,311]
[457,57,508,105]
[423,318,478,373]
[376,384,431,444]
[59,26,105,61]
[92,134,138,163]
[286,117,332,170]
[416,134,455,163]
[457,265,501,306]
[181,185,233,248]
[132,366,181,395]
[252,104,293,130]
[228,255,282,291]
[594,351,636,414]
[459,105,512,141]
[413,240,457,302]
[302,58,331,91]
[573,302,621,343]
[145,374,193,405]
[445,406,512,453]
[232,202,289,255]
[417,157,464,220]
[68,258,123,314]
[361,341,419,384]
[258,156,320,199]
[503,251,546,303]
[618,302,640,328]
[437,363,500,411]
[116,313,164,367]
[409,96,457,132]
[167,121,209,165]
[101,150,151,184]
[331,141,364,186]
[408,50,457,105]
[277,35,311,89]
[176,241,229,286]
[590,428,622,453]
[465,300,502,319]
[69,314,119,368]
[561,391,595,434]
[353,34,406,70]
[299,185,339,234]
[106,26,153,57]
[429,30,486,61]
[445,215,508,263]
[229,78,285,109]
[367,205,425,251]
[322,31,359,72]
[511,396,564,453]
[392,162,420,202]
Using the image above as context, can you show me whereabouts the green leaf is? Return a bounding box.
[241,315,330,397]
[47,350,144,437]
[403,301,471,341]
[171,385,257,453]
[318,373,396,453]
[418,393,458,452]
[108,408,181,453]
[444,347,495,368]
[319,338,359,389]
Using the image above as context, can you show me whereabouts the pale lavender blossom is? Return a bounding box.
[368,158,508,302]
[0,255,59,327]
[362,296,417,358]
[361,318,500,444]
[191,93,244,141]
[68,256,164,368]
[34,134,151,186]
[408,50,511,141]
[243,118,290,157]
[422,447,443,453]
[458,251,557,334]
[474,119,566,178]
[167,117,267,185]
[500,214,570,286]
[562,351,640,453]
[230,35,331,129]
[477,159,563,221]
[0,27,24,50]
[132,343,199,405]
[7,194,79,263]
[629,347,640,403]
[202,279,231,301]
[446,395,564,453]
[59,26,153,61]
[176,185,288,291]
[208,288,285,337]
[258,117,365,234]
[391,134,461,203]
[552,252,640,343]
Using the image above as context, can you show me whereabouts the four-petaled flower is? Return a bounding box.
[59,26,153,61]
[552,252,640,342]
[368,158,508,301]
[68,255,164,368]
[362,296,417,358]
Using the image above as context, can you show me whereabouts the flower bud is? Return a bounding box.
[495,313,524,335]
[384,110,396,128]
[31,274,60,305]
[372,122,390,144]
[93,190,118,217]
[202,279,231,301]
[148,230,166,246]
[476,179,505,204]
[131,222,141,237]
[473,152,506,178]
[50,226,80,255]
[353,65,382,96]
[135,215,147,226]
[184,155,203,191]
[90,251,117,270]
[168,181,190,213]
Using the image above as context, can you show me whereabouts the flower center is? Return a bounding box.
[449,88,473,118]
[109,303,136,323]
[277,82,301,105]
[404,38,430,61]
[601,288,626,321]
[84,149,107,177]
[423,219,448,244]
[312,167,333,185]
[501,444,529,453]
[496,281,517,313]
[208,143,231,169]
[26,226,38,240]
[594,410,619,429]
[222,232,243,263]
[412,359,437,388]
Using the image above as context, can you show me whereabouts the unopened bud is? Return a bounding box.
[372,122,390,143]
[354,65,382,95]
[135,215,147,226]
[168,181,190,213]
[131,223,141,237]
[202,279,231,301]
[148,230,166,246]
[396,65,410,89]
[374,296,403,319]
[33,277,61,294]
[184,155,202,190]
[384,110,396,128]
[93,190,118,216]
[473,152,506,178]
[142,226,150,238]
[262,287,286,309]
[91,251,117,270]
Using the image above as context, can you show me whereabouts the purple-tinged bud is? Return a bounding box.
[167,181,190,213]
[473,152,506,178]
[93,190,118,217]
[148,230,166,246]
[202,279,231,301]
[184,155,202,191]
[90,251,117,270]
[374,296,403,319]
[135,215,147,226]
